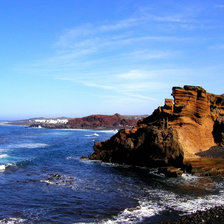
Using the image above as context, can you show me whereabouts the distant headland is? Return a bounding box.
[7,114,147,130]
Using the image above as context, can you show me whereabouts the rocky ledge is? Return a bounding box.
[88,85,224,176]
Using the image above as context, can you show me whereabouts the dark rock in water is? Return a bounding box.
[47,177,54,182]
[88,85,224,174]
[22,179,39,184]
[158,167,183,177]
[49,174,61,180]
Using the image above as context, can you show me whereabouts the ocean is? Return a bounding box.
[0,125,224,224]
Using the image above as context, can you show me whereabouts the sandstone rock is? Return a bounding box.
[88,86,224,171]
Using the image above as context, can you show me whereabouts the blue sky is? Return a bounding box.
[0,0,224,119]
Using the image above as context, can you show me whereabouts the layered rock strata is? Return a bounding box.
[89,86,224,171]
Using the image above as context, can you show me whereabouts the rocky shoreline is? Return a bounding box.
[162,206,224,224]
[88,85,224,177]
[85,85,224,223]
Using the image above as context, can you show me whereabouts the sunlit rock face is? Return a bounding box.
[89,85,224,168]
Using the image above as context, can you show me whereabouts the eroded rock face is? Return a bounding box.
[89,86,224,169]
[89,123,184,167]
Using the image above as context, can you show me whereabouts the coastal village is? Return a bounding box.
[29,118,69,125]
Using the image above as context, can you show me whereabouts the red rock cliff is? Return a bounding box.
[68,113,138,129]
[89,86,224,168]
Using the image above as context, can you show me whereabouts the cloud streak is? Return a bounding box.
[16,4,224,110]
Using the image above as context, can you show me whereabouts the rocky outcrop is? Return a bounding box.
[90,124,184,168]
[68,113,138,129]
[89,86,224,172]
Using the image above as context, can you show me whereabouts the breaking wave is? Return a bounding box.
[7,143,49,149]
[0,164,6,172]
[0,154,8,159]
[85,133,99,137]
[101,174,224,224]
[0,217,26,224]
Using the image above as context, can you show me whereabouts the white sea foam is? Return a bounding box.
[0,154,8,159]
[40,174,78,190]
[0,217,26,223]
[101,182,224,224]
[0,162,17,172]
[7,143,49,149]
[181,173,202,182]
[0,164,6,172]
[98,129,118,133]
[85,133,99,137]
[66,156,80,160]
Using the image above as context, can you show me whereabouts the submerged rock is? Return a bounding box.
[158,167,183,177]
[88,86,224,173]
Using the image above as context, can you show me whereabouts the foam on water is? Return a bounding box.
[85,133,99,137]
[0,154,8,159]
[97,129,118,133]
[0,164,6,172]
[0,158,34,172]
[7,143,49,149]
[40,174,78,190]
[181,173,202,182]
[0,217,26,224]
[101,179,224,224]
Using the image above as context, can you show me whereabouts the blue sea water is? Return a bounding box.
[0,125,224,224]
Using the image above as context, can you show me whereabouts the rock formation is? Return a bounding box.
[68,113,138,129]
[89,86,224,172]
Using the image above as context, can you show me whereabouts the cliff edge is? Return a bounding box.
[89,86,224,171]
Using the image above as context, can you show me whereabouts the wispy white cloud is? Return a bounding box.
[147,14,186,23]
[120,50,177,61]
[55,67,201,104]
[17,5,220,107]
[56,17,141,49]
[81,82,115,90]
[117,70,150,80]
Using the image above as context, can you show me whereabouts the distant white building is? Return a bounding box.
[32,119,68,124]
